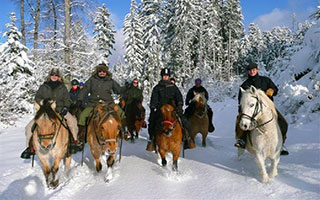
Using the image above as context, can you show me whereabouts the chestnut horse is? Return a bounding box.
[33,99,71,189]
[87,101,121,182]
[187,92,209,147]
[124,98,146,141]
[155,104,182,171]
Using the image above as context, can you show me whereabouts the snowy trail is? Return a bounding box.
[0,99,319,199]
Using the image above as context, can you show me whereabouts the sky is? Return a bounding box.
[0,0,318,64]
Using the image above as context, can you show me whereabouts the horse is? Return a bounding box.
[32,99,71,189]
[124,98,146,141]
[186,92,209,147]
[155,104,183,171]
[87,101,121,182]
[238,86,282,183]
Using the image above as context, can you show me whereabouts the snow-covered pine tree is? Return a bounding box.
[0,13,35,126]
[93,3,116,66]
[139,0,163,93]
[124,0,145,79]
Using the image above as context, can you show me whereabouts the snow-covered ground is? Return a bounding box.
[0,99,319,200]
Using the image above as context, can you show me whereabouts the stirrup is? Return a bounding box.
[20,147,35,159]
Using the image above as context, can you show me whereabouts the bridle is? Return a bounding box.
[161,119,177,136]
[93,110,118,153]
[35,115,67,153]
[240,95,274,129]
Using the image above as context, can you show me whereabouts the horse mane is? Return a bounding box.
[254,89,278,118]
[34,99,57,121]
[93,102,120,126]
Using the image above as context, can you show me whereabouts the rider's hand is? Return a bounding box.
[266,88,274,98]
[60,107,68,116]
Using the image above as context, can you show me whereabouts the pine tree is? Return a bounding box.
[0,13,35,126]
[93,3,116,65]
[123,0,145,79]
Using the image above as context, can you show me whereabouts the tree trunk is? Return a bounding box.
[64,0,71,66]
[20,0,26,46]
[33,0,41,61]
[50,0,57,49]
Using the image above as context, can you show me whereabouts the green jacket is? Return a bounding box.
[125,85,143,104]
[35,81,72,113]
[78,74,121,107]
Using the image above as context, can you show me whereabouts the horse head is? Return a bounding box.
[93,102,120,155]
[239,86,264,131]
[160,104,177,137]
[34,99,59,152]
[193,92,207,118]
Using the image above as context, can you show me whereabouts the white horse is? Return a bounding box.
[238,86,282,183]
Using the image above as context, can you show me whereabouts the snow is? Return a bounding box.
[1,99,319,199]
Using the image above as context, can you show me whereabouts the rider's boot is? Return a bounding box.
[234,132,247,149]
[20,147,35,159]
[280,145,289,156]
[208,108,215,133]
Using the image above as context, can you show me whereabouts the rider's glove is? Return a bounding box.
[60,107,68,116]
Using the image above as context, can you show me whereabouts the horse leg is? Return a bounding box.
[38,156,51,187]
[172,151,180,171]
[255,154,269,183]
[269,154,280,178]
[49,156,63,189]
[95,158,102,172]
[202,132,208,147]
[159,149,167,167]
[105,155,115,182]
[64,154,72,173]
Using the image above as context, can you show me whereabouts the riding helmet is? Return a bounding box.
[246,62,258,70]
[160,68,170,77]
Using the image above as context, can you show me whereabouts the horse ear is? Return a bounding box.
[51,101,56,111]
[193,91,197,96]
[35,102,41,111]
[240,87,245,93]
[249,85,256,94]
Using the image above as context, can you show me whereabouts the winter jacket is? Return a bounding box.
[185,85,209,106]
[124,85,143,105]
[238,74,278,103]
[150,80,183,109]
[35,81,72,113]
[78,74,121,107]
[69,87,81,102]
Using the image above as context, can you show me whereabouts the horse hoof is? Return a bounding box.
[162,159,167,167]
[49,180,59,189]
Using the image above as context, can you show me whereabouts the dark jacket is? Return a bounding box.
[35,81,72,113]
[125,85,143,105]
[186,85,209,106]
[238,74,278,103]
[150,80,183,109]
[69,87,81,102]
[78,74,121,107]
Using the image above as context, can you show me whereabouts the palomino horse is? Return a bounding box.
[238,86,282,183]
[155,104,182,171]
[124,98,146,141]
[87,101,121,182]
[187,92,209,147]
[33,99,71,188]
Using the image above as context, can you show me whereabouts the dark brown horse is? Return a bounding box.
[155,104,182,171]
[87,101,121,182]
[124,98,146,142]
[33,99,71,189]
[187,92,209,147]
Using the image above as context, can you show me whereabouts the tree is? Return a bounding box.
[0,13,35,126]
[93,3,116,65]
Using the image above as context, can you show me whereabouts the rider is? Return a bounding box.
[185,78,215,133]
[146,68,195,151]
[235,61,289,155]
[69,79,80,103]
[76,64,125,144]
[123,78,144,106]
[20,68,80,159]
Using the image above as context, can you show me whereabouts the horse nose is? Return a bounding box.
[243,124,248,129]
